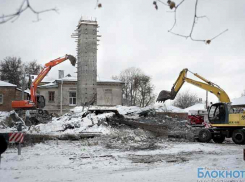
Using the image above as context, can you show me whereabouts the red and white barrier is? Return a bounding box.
[8,133,24,143]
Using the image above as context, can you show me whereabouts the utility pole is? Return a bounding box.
[206,91,208,109]
[21,73,26,100]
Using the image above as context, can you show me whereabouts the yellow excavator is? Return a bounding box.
[157,68,245,144]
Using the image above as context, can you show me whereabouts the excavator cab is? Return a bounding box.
[36,95,45,109]
[208,103,229,124]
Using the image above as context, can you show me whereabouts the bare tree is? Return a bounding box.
[137,75,155,107]
[24,60,42,75]
[1,0,228,44]
[152,0,228,44]
[113,67,155,107]
[173,90,200,109]
[24,60,43,88]
[0,57,23,87]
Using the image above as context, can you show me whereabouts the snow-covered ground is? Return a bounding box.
[1,140,244,182]
[1,105,245,181]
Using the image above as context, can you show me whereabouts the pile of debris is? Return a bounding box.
[1,104,200,145]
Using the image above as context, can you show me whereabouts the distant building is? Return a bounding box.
[38,76,124,114]
[0,81,28,111]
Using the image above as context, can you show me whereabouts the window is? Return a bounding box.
[69,91,76,106]
[105,89,112,92]
[208,104,226,124]
[0,94,3,104]
[48,91,55,102]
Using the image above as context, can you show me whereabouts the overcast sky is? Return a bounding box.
[0,0,244,104]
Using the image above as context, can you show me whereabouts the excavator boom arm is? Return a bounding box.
[184,78,230,103]
[30,54,76,104]
[11,54,76,110]
[157,68,230,103]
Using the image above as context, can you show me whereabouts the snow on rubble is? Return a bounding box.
[25,104,186,135]
[29,108,114,134]
[153,103,186,113]
[0,111,10,129]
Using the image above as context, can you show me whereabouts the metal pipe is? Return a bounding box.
[60,80,63,115]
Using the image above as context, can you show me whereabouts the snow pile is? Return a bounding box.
[153,103,186,113]
[184,103,206,112]
[116,104,186,115]
[231,96,245,106]
[116,106,142,115]
[70,106,84,113]
[0,111,10,129]
[29,110,114,135]
[0,111,9,121]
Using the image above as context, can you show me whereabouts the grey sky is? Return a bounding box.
[0,0,244,104]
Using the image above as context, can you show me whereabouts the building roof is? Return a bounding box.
[38,82,58,88]
[56,76,77,82]
[56,76,124,83]
[38,75,124,89]
[0,80,17,87]
[97,77,124,83]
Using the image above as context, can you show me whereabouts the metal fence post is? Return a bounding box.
[17,123,22,155]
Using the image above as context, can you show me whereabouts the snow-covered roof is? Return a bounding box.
[97,77,124,83]
[0,80,17,87]
[153,102,186,113]
[38,82,58,88]
[55,76,123,84]
[231,96,245,106]
[56,76,77,82]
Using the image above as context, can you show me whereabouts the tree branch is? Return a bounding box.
[158,0,228,44]
[0,0,58,24]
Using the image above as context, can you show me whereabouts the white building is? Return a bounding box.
[38,76,124,114]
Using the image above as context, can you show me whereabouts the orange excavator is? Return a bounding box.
[12,54,76,110]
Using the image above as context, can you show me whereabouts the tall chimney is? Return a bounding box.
[59,70,64,79]
[73,18,98,105]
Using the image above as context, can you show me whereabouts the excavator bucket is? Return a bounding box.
[156,90,173,102]
[67,55,76,66]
